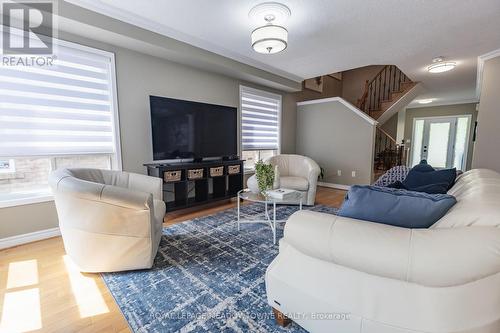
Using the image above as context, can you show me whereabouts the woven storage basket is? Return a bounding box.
[164,170,181,182]
[187,168,204,180]
[227,165,240,175]
[209,166,224,177]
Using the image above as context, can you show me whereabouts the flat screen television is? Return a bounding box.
[150,96,238,161]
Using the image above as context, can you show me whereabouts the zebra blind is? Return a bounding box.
[241,87,281,151]
[0,35,117,157]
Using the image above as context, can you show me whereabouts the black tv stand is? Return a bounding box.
[144,159,244,212]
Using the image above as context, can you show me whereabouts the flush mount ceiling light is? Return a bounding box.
[249,2,290,54]
[417,99,434,104]
[427,57,456,73]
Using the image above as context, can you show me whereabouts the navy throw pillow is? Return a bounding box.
[402,161,456,190]
[338,185,457,228]
[387,180,449,194]
[411,159,435,172]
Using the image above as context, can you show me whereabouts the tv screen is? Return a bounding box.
[150,96,237,161]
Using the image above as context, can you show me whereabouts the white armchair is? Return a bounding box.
[248,154,320,205]
[49,168,166,273]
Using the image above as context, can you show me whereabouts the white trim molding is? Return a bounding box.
[0,227,60,250]
[476,48,500,100]
[0,195,54,209]
[318,182,351,191]
[297,97,378,126]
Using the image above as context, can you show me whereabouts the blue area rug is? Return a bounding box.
[102,203,338,333]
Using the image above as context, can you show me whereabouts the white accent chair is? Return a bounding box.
[49,168,165,273]
[247,154,320,205]
[266,169,500,333]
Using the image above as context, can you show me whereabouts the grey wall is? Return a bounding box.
[473,56,500,172]
[296,100,375,185]
[281,94,298,154]
[0,201,59,238]
[0,32,296,239]
[405,103,478,170]
[381,113,398,139]
[293,75,343,102]
[341,65,385,105]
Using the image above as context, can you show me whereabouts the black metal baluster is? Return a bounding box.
[383,67,388,100]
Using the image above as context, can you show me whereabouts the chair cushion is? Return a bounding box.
[338,185,457,228]
[279,176,309,191]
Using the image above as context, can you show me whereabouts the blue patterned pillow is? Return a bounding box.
[338,185,457,228]
[373,166,410,187]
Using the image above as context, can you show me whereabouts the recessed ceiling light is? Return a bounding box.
[249,2,290,54]
[418,99,434,104]
[428,57,456,73]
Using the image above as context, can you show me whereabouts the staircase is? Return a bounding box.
[374,127,408,179]
[357,65,416,119]
[356,65,416,175]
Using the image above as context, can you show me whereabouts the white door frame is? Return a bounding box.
[411,114,472,169]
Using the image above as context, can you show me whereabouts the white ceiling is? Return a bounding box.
[67,0,500,106]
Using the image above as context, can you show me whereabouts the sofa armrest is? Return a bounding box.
[284,210,500,287]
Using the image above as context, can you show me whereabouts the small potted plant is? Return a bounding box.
[255,160,275,194]
[319,166,325,180]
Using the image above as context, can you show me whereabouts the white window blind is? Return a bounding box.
[0,35,117,157]
[241,87,281,151]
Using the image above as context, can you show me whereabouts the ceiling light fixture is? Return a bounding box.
[427,57,456,73]
[417,99,434,104]
[249,2,290,54]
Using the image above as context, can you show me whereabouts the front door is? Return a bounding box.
[411,116,471,170]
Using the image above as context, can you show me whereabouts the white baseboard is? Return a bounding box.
[0,227,60,250]
[318,182,351,191]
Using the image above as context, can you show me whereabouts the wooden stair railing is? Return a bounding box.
[357,65,412,117]
[374,127,407,172]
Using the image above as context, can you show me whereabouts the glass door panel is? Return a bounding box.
[426,122,451,168]
[411,119,424,167]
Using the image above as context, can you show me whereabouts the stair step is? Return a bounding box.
[382,86,416,111]
[370,110,384,119]
[400,81,414,88]
[381,100,395,112]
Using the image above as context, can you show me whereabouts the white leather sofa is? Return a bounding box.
[266,169,500,333]
[49,168,166,273]
[248,154,320,205]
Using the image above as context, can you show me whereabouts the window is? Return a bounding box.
[240,86,281,172]
[0,36,120,207]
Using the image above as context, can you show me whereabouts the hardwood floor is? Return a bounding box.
[0,187,346,333]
